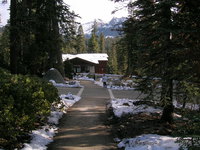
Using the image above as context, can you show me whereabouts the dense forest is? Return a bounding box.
[112,0,200,148]
[112,0,200,121]
[0,0,200,149]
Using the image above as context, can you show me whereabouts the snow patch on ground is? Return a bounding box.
[108,85,135,90]
[21,93,81,150]
[22,126,56,150]
[118,134,180,150]
[94,80,103,87]
[111,98,162,117]
[95,78,135,90]
[110,98,184,150]
[76,76,94,81]
[173,100,199,111]
[49,80,83,88]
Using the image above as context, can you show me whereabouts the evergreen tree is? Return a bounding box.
[0,25,10,69]
[108,42,118,74]
[155,0,175,123]
[173,0,200,82]
[117,0,177,122]
[116,39,128,74]
[115,0,200,123]
[105,37,116,53]
[9,0,77,76]
[76,25,86,53]
[88,20,99,53]
[10,0,19,74]
[62,17,78,54]
[99,33,105,53]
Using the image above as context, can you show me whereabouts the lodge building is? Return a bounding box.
[62,53,108,74]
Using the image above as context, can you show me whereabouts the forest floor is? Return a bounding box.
[107,109,182,140]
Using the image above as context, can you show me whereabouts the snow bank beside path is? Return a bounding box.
[118,134,180,150]
[22,126,56,150]
[21,93,81,150]
[111,99,162,117]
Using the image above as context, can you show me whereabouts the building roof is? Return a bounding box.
[62,53,108,64]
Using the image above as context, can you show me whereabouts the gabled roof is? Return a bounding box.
[62,53,108,64]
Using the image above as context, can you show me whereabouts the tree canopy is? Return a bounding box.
[114,0,200,123]
[9,0,77,76]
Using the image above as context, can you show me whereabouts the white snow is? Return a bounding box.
[21,93,81,150]
[76,76,94,81]
[21,126,56,150]
[62,53,108,64]
[94,79,104,87]
[50,68,55,71]
[108,85,135,90]
[111,98,162,117]
[49,80,83,88]
[173,100,199,111]
[110,98,185,150]
[59,93,81,111]
[118,134,180,150]
[95,77,135,90]
[82,19,106,35]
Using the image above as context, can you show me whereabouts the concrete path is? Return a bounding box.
[47,81,116,150]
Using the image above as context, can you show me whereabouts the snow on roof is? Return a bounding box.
[62,53,108,64]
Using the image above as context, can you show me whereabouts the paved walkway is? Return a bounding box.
[47,81,116,150]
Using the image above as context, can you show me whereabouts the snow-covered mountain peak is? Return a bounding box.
[82,18,105,35]
[109,17,126,25]
[82,17,126,38]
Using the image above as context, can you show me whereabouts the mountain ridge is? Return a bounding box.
[82,17,126,38]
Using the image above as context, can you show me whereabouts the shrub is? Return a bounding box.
[64,60,73,79]
[0,68,59,149]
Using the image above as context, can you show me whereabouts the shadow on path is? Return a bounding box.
[47,81,116,150]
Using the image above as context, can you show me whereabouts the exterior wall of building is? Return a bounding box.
[65,58,108,74]
[90,66,95,73]
[95,61,107,74]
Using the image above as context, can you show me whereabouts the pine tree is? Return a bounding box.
[76,25,86,53]
[88,20,99,53]
[0,25,10,69]
[118,0,176,123]
[108,43,118,74]
[116,39,128,74]
[156,0,175,123]
[114,0,200,125]
[99,33,105,53]
[9,0,77,76]
[173,0,200,82]
[10,0,19,74]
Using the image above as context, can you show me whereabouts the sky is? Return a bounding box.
[65,0,128,23]
[0,0,128,26]
[0,1,9,26]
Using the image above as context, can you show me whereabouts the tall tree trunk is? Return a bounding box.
[160,0,174,123]
[161,79,174,123]
[10,0,19,74]
[54,22,65,76]
[51,0,64,76]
